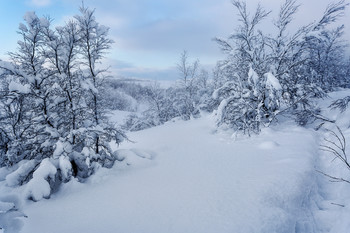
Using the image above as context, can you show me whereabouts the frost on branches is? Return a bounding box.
[213,66,282,135]
[213,0,349,134]
[0,7,126,201]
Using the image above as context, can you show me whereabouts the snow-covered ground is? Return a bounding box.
[1,90,350,233]
[311,90,350,233]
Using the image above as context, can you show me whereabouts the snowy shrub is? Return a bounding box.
[123,114,155,132]
[0,6,126,200]
[101,83,138,112]
[213,0,349,134]
[214,67,282,135]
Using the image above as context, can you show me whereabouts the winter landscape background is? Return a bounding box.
[1,0,350,232]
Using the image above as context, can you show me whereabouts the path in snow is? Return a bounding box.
[21,115,320,233]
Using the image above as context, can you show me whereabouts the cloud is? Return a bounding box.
[49,0,350,79]
[79,0,234,68]
[29,0,52,7]
[101,57,178,80]
[118,66,179,81]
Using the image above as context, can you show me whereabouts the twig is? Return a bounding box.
[316,169,350,184]
[330,202,345,207]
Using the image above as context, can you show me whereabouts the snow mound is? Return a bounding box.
[5,160,37,187]
[258,141,280,150]
[0,195,26,233]
[0,201,14,213]
[25,159,57,201]
[114,149,154,166]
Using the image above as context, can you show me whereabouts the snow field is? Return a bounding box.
[20,114,322,233]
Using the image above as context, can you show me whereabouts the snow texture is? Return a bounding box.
[0,195,26,233]
[5,161,37,187]
[248,66,259,86]
[25,159,57,201]
[264,72,282,90]
[58,156,72,181]
[8,81,30,94]
[0,202,14,214]
[19,113,322,233]
[1,90,350,233]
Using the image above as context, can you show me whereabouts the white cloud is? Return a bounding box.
[30,0,52,7]
[48,0,350,78]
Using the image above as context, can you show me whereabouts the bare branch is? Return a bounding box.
[316,170,350,184]
[314,0,349,31]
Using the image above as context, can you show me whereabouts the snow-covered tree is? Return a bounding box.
[175,50,200,120]
[214,1,277,134]
[0,7,126,201]
[143,82,172,125]
[213,0,349,134]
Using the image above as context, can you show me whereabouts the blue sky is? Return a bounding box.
[0,0,349,80]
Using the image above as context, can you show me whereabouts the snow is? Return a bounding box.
[0,61,15,72]
[58,156,72,181]
[265,72,282,90]
[1,90,350,232]
[215,96,234,121]
[39,17,50,27]
[0,202,14,214]
[19,114,322,233]
[81,79,98,93]
[18,23,27,32]
[310,89,350,233]
[25,159,57,201]
[5,161,37,187]
[107,109,134,125]
[8,81,30,94]
[248,66,259,86]
[258,140,280,150]
[23,12,37,25]
[0,195,26,233]
[114,149,153,165]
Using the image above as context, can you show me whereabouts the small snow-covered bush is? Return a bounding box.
[214,67,282,135]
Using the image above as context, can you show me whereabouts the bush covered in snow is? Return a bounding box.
[213,0,349,134]
[0,6,126,200]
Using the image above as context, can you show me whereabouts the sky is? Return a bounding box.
[0,0,349,80]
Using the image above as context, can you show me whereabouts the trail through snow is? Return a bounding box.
[20,115,323,233]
